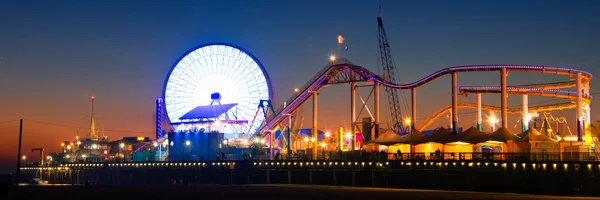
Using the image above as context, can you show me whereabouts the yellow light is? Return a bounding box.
[489,116,498,124]
[77,141,81,145]
[303,137,309,142]
[321,143,327,148]
[325,132,331,137]
[254,138,260,143]
[61,143,65,147]
[137,137,144,141]
[310,137,315,142]
[329,55,336,62]
[152,142,158,147]
[119,143,125,148]
[260,139,265,144]
[345,133,352,139]
[22,156,26,160]
[242,140,248,145]
[294,88,299,92]
[404,118,411,125]
[67,145,72,150]
[66,155,70,158]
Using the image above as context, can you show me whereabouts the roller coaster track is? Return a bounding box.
[416,102,577,132]
[256,60,592,136]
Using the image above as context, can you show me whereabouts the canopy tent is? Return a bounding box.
[397,129,427,144]
[489,127,520,143]
[366,129,404,146]
[518,128,558,142]
[425,127,458,144]
[457,126,489,144]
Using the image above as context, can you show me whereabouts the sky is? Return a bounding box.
[0,0,599,173]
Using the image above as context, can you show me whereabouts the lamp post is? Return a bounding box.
[184,140,191,161]
[119,143,125,162]
[152,142,158,161]
[405,118,412,159]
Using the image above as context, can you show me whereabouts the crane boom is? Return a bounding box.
[377,16,403,132]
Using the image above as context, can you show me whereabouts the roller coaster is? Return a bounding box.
[253,60,593,155]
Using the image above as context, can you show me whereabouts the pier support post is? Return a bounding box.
[501,68,508,128]
[332,170,337,185]
[371,169,376,187]
[351,170,356,186]
[266,170,270,184]
[288,169,292,184]
[309,170,313,184]
[476,93,482,131]
[451,72,458,134]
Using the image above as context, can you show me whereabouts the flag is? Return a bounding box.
[337,34,344,44]
[345,45,348,50]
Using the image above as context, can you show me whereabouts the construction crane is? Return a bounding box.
[377,16,404,133]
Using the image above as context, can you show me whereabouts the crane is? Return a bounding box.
[377,16,404,133]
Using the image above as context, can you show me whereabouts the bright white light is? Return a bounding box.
[254,138,259,143]
[185,140,191,146]
[92,144,97,149]
[345,133,352,139]
[242,140,248,145]
[325,132,331,137]
[152,142,158,147]
[67,145,72,150]
[310,137,315,142]
[260,139,265,144]
[329,55,336,61]
[222,140,228,145]
[120,143,125,148]
[164,44,271,134]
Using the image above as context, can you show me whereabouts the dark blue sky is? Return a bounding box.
[0,0,599,172]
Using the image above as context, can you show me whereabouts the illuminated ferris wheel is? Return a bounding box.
[163,43,272,134]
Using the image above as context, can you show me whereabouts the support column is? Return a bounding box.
[287,114,292,157]
[312,91,318,160]
[350,82,356,151]
[451,72,458,134]
[411,88,417,130]
[501,68,508,128]
[522,94,529,132]
[584,81,592,145]
[576,72,583,142]
[476,93,482,131]
[374,82,380,139]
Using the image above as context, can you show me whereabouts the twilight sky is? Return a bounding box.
[0,0,599,173]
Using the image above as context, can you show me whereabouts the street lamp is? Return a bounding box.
[489,116,498,131]
[329,54,336,62]
[405,118,413,157]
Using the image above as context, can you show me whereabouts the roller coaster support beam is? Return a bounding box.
[501,68,508,128]
[286,114,292,157]
[577,72,583,142]
[476,93,482,131]
[412,88,417,132]
[374,82,380,140]
[451,72,458,134]
[522,94,529,132]
[584,81,592,145]
[312,91,318,160]
[350,82,356,151]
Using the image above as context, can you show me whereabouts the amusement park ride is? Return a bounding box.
[155,16,594,161]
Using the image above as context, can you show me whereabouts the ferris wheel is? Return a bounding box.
[163,43,272,134]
